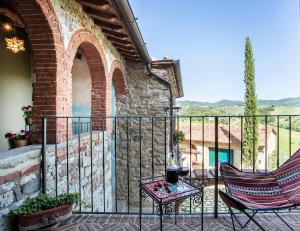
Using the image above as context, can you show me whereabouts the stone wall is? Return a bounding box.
[50,0,123,67]
[45,132,114,213]
[0,132,115,230]
[115,62,173,211]
[118,63,173,116]
[151,67,179,100]
[0,146,41,230]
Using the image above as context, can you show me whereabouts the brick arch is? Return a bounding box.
[66,29,108,130]
[11,0,64,143]
[109,60,126,100]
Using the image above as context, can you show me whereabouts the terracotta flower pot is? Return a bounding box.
[14,140,27,148]
[25,117,33,125]
[18,204,72,231]
[32,218,60,231]
[8,138,15,149]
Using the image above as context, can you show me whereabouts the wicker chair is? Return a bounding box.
[219,149,300,231]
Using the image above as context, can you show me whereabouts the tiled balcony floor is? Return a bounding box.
[59,213,300,231]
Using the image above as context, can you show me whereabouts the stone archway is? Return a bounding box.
[110,61,126,100]
[109,60,126,117]
[11,0,64,143]
[66,29,108,131]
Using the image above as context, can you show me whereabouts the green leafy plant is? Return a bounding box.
[173,130,185,146]
[4,130,31,141]
[22,105,32,119]
[9,193,80,217]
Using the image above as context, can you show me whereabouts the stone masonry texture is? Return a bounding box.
[0,0,177,230]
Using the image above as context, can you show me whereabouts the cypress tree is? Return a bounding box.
[243,37,258,169]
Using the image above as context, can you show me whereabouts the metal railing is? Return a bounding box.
[72,121,91,135]
[41,114,300,217]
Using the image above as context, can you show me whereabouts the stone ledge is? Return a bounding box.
[0,145,42,184]
[0,145,41,161]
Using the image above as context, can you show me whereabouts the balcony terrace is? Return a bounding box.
[0,0,299,230]
[38,115,300,230]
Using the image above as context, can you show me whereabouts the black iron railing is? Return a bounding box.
[41,115,300,217]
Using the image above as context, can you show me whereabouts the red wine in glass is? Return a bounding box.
[178,167,189,181]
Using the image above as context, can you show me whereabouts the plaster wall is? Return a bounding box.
[0,31,32,152]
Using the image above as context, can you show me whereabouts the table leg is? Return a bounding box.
[160,204,163,231]
[175,199,183,226]
[201,193,204,231]
[139,187,142,231]
[175,202,177,225]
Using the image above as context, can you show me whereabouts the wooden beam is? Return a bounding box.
[78,0,143,63]
[119,51,139,58]
[77,0,111,11]
[78,0,111,11]
[123,56,142,62]
[107,36,131,46]
[102,29,128,39]
[0,8,24,28]
[84,7,119,24]
[83,6,115,19]
[113,43,136,52]
[115,47,137,56]
[117,48,139,56]
[122,53,140,59]
[109,0,144,63]
[94,19,123,31]
[88,13,120,24]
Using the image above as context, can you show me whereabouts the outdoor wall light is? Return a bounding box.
[3,23,12,31]
[5,36,25,53]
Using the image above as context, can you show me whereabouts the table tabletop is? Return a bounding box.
[140,176,203,205]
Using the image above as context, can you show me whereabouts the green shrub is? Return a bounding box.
[173,130,185,145]
[9,193,79,217]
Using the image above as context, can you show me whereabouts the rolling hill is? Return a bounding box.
[177,97,300,107]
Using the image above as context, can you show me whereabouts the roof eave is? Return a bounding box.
[172,60,184,98]
[112,0,151,63]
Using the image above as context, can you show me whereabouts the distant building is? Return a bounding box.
[180,124,277,171]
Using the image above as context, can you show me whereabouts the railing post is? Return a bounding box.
[214,117,219,218]
[42,117,47,194]
[277,115,280,168]
[289,116,292,157]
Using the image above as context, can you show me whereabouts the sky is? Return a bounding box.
[129,0,300,102]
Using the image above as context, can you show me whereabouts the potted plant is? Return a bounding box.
[9,193,79,231]
[14,130,31,148]
[173,130,185,146]
[22,105,33,125]
[5,130,31,148]
[5,132,15,149]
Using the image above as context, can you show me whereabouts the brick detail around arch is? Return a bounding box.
[110,61,126,100]
[11,0,64,144]
[66,30,108,131]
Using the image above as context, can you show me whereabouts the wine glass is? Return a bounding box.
[178,163,189,188]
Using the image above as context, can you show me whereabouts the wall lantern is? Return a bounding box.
[5,36,25,53]
[3,23,12,31]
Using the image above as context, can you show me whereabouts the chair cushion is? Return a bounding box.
[221,149,300,210]
[273,149,300,205]
[220,164,293,210]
